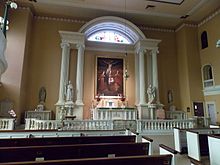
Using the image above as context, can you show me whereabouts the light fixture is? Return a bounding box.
[0,17,9,31]
[1,1,17,37]
[216,39,220,48]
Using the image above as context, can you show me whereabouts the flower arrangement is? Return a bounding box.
[95,95,101,102]
[8,109,16,118]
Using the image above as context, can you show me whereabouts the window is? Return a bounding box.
[202,65,213,87]
[201,31,208,49]
[88,30,131,44]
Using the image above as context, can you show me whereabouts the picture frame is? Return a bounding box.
[96,57,124,98]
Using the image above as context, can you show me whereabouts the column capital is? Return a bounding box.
[76,43,85,50]
[60,42,70,49]
[151,47,159,55]
[135,46,146,55]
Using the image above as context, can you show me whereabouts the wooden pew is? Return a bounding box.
[0,155,172,165]
[174,127,220,154]
[0,129,128,138]
[0,135,136,147]
[208,135,220,165]
[159,144,180,165]
[0,142,149,163]
[186,130,220,164]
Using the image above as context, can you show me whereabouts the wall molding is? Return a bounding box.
[33,7,220,33]
[203,85,220,96]
[198,8,220,27]
[35,16,87,24]
[175,23,197,32]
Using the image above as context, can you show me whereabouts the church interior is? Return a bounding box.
[0,0,220,164]
[0,0,219,124]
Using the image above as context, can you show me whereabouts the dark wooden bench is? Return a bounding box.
[0,135,136,147]
[0,155,172,165]
[0,142,149,163]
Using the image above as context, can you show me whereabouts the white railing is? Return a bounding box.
[165,110,187,119]
[137,119,196,134]
[25,119,114,130]
[64,120,113,130]
[25,118,197,134]
[25,119,60,130]
[0,118,15,130]
[93,108,137,120]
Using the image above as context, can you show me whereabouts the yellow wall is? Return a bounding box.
[2,7,219,122]
[0,9,33,123]
[144,30,181,110]
[198,13,220,122]
[176,26,204,116]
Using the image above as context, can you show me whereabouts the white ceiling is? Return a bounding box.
[17,0,220,28]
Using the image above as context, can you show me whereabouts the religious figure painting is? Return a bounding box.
[96,57,124,98]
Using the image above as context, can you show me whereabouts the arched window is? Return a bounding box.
[202,65,213,87]
[201,31,208,49]
[88,30,132,44]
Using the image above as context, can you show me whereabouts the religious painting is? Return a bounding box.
[96,57,124,98]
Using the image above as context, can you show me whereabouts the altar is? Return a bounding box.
[92,107,137,120]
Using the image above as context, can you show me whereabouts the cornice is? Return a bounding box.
[35,16,175,33]
[198,8,220,27]
[139,26,174,33]
[176,7,220,32]
[34,7,220,34]
[35,16,86,24]
[175,23,197,32]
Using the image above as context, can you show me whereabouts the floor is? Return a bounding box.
[145,134,191,165]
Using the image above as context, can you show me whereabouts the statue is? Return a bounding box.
[66,80,73,102]
[38,87,46,104]
[147,84,156,104]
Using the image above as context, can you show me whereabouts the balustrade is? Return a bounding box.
[25,118,196,135]
[137,119,196,133]
[0,118,15,130]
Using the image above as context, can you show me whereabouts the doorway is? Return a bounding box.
[206,102,217,124]
[193,102,204,116]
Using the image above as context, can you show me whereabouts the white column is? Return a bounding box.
[139,49,146,105]
[147,51,152,87]
[56,42,70,105]
[151,48,159,103]
[135,51,140,105]
[75,43,85,105]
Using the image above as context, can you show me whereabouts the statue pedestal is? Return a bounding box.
[73,102,84,120]
[65,101,74,116]
[146,103,164,119]
[137,104,149,119]
[55,103,64,120]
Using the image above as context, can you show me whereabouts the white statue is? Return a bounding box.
[66,80,73,102]
[147,84,156,104]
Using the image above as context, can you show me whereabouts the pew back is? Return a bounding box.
[0,135,136,147]
[0,142,149,163]
[174,127,220,153]
[208,135,220,165]
[0,155,172,165]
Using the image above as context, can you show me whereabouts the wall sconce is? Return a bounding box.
[216,39,220,48]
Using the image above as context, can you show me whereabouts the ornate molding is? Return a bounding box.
[35,16,87,24]
[139,26,174,33]
[175,23,197,32]
[198,8,220,27]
